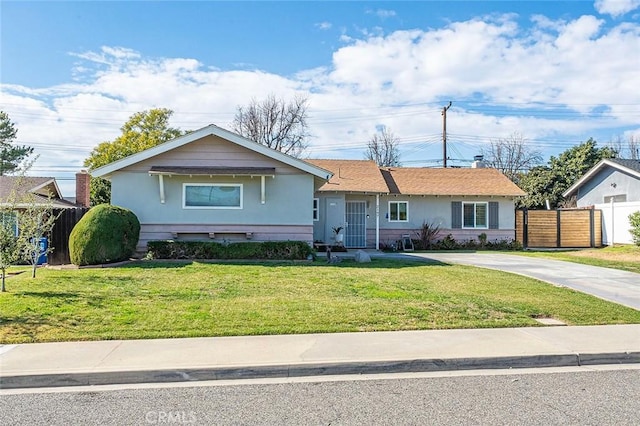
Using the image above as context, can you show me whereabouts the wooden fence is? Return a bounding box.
[48,207,89,265]
[516,209,602,249]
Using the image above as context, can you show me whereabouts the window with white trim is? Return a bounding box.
[388,201,408,222]
[463,202,487,228]
[313,198,319,221]
[183,183,243,209]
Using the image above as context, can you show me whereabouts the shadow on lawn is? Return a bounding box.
[16,291,109,309]
[116,258,450,270]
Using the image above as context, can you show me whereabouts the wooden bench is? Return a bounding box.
[171,231,253,240]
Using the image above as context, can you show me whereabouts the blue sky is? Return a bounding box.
[1,0,639,196]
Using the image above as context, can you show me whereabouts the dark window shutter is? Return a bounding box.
[489,202,499,229]
[451,202,462,229]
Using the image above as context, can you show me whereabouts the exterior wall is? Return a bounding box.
[576,167,640,206]
[595,201,640,245]
[313,194,346,244]
[138,224,313,252]
[313,193,518,248]
[110,135,316,250]
[112,173,314,226]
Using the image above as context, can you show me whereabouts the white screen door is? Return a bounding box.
[345,201,366,248]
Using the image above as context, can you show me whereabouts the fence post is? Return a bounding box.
[556,210,561,248]
[589,208,595,248]
[523,209,528,249]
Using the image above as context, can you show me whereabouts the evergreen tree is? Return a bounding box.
[0,111,33,175]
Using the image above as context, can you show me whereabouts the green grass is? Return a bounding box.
[516,245,640,274]
[1,259,639,343]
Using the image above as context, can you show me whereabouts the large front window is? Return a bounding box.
[389,201,408,222]
[463,202,487,228]
[183,184,243,209]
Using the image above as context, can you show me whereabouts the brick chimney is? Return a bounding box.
[75,170,91,208]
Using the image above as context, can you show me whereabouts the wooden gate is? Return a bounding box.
[49,207,89,265]
[516,209,602,249]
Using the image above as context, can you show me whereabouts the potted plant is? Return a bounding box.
[332,226,344,244]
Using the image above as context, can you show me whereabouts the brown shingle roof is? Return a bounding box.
[0,176,56,200]
[0,176,77,208]
[306,159,389,193]
[384,167,526,196]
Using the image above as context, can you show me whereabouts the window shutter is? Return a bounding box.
[451,202,462,229]
[489,202,499,229]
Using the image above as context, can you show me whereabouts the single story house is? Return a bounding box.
[307,159,525,248]
[91,124,525,251]
[563,158,640,206]
[91,125,333,250]
[563,158,640,245]
[0,174,89,234]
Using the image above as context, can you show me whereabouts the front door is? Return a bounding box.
[345,201,366,248]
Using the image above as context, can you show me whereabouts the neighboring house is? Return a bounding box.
[90,125,333,251]
[307,159,526,249]
[563,158,640,245]
[563,159,640,206]
[0,174,89,234]
[90,124,525,251]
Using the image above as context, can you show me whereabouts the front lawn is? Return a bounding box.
[1,259,639,343]
[517,245,640,274]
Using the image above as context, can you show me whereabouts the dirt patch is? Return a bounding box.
[565,249,640,263]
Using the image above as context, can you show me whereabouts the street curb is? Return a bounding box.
[2,352,639,390]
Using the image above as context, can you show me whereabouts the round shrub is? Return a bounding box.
[69,204,140,266]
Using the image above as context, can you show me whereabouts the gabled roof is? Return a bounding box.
[383,167,526,196]
[0,176,76,208]
[609,158,640,173]
[305,159,389,193]
[304,159,525,197]
[90,124,333,180]
[563,158,640,198]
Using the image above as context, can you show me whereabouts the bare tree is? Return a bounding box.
[482,132,542,183]
[365,126,401,167]
[232,94,309,158]
[0,160,59,281]
[609,134,640,160]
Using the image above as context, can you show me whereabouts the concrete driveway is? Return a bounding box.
[403,252,640,311]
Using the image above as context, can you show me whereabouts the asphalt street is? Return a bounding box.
[2,367,639,425]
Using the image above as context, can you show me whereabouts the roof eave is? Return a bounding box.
[562,159,640,198]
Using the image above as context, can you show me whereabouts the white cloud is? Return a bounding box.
[2,13,639,195]
[594,0,640,17]
[315,21,332,30]
[367,9,397,19]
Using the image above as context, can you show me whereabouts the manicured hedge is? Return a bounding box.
[69,204,140,266]
[146,240,314,260]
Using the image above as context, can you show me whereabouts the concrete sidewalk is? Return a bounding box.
[2,325,639,390]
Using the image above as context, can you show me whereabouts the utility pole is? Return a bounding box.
[442,101,452,168]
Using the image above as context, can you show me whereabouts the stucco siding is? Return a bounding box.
[576,168,640,206]
[377,196,516,230]
[108,135,319,253]
[313,194,517,248]
[112,172,314,226]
